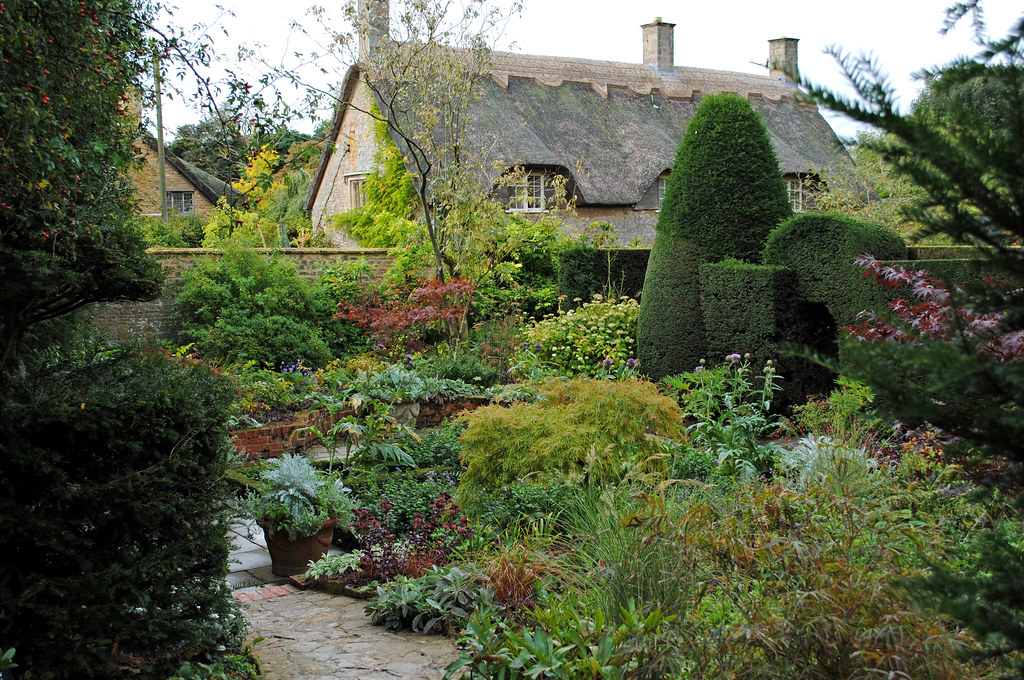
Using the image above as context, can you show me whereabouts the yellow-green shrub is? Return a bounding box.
[456,378,685,506]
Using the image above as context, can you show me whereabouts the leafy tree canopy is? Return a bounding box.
[0,0,165,378]
[168,113,312,184]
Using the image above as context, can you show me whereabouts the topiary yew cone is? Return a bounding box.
[638,93,792,380]
[660,93,792,263]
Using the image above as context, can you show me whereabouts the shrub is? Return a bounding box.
[135,213,206,248]
[172,244,361,367]
[419,345,503,388]
[639,94,792,381]
[0,349,243,677]
[556,244,651,305]
[555,479,975,679]
[395,421,466,469]
[699,259,838,407]
[474,479,578,530]
[457,378,686,502]
[351,468,462,534]
[636,234,705,380]
[351,492,473,582]
[519,294,640,377]
[336,277,476,351]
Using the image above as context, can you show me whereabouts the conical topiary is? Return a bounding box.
[661,92,792,263]
[638,93,792,380]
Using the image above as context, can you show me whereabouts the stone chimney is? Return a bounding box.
[642,18,676,73]
[358,0,390,61]
[768,37,799,86]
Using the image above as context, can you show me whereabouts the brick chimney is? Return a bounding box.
[768,37,799,86]
[642,18,676,73]
[358,0,389,61]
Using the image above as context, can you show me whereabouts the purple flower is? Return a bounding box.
[603,357,613,366]
[376,343,385,350]
[626,358,636,366]
[728,353,742,363]
[694,366,704,372]
[534,343,542,350]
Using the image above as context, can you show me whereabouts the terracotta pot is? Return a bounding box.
[261,518,338,577]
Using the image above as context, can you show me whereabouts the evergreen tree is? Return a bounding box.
[804,5,1024,672]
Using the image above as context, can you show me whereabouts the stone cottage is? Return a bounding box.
[132,133,235,219]
[306,6,852,245]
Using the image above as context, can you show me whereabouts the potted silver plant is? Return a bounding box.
[240,454,354,576]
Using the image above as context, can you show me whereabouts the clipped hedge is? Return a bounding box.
[700,260,837,407]
[763,214,907,327]
[557,245,651,304]
[880,258,986,291]
[636,235,705,380]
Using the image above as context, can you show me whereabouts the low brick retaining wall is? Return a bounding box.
[232,396,489,462]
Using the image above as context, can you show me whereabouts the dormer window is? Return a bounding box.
[787,178,805,212]
[507,172,547,212]
[658,176,668,209]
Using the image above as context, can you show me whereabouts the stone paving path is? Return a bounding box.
[228,495,458,679]
[242,588,459,680]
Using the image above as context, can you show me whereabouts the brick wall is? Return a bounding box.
[90,247,393,343]
[234,396,488,462]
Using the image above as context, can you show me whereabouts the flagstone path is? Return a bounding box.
[228,497,459,679]
[242,588,459,680]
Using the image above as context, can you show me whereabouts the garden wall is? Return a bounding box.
[233,396,487,462]
[90,247,393,343]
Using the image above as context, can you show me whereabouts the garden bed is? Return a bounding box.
[231,396,488,462]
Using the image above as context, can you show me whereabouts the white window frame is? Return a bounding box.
[348,175,367,210]
[507,172,547,213]
[657,175,669,210]
[787,178,806,213]
[166,190,195,215]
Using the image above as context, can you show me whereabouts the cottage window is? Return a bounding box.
[786,178,806,213]
[166,190,195,215]
[658,176,668,209]
[508,172,546,212]
[349,176,367,210]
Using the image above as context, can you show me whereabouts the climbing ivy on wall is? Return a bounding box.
[332,101,422,248]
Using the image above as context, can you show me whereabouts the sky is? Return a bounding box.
[152,0,1022,141]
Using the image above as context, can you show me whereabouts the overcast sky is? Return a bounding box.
[153,0,1022,141]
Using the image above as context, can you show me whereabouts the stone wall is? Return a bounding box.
[90,247,393,344]
[311,81,379,230]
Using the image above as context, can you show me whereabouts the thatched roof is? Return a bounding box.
[472,51,849,205]
[307,48,850,210]
[141,133,236,204]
